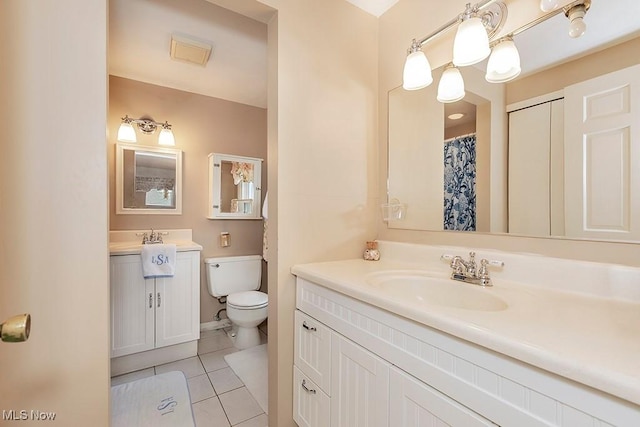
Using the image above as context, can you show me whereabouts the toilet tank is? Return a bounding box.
[204,255,262,297]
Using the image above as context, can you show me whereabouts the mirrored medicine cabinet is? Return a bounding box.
[207,153,263,220]
[115,143,183,215]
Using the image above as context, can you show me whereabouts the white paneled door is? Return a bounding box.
[564,64,640,240]
[0,0,109,424]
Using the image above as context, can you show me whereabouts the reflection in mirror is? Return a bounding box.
[208,153,263,220]
[219,160,256,214]
[116,143,183,214]
[388,64,506,233]
[387,0,640,242]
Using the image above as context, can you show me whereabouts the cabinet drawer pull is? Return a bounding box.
[301,379,316,394]
[149,293,153,308]
[157,292,161,308]
[302,321,316,332]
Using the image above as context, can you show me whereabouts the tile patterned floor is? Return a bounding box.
[111,329,268,427]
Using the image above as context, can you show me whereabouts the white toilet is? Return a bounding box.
[204,255,268,349]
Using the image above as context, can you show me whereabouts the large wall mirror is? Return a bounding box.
[115,143,183,214]
[387,0,640,243]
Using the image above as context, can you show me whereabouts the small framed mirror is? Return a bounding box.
[207,153,263,219]
[115,143,183,215]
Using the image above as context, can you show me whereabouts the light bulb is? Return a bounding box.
[437,65,465,103]
[453,16,491,67]
[567,5,587,38]
[403,50,433,90]
[539,0,558,12]
[569,17,586,38]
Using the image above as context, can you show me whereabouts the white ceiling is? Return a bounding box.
[109,0,640,111]
[345,0,399,17]
[109,0,268,108]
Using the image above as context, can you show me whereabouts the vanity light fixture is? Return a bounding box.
[117,115,176,146]
[437,64,465,103]
[403,0,592,102]
[402,0,507,94]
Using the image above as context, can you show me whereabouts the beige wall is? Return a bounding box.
[378,1,640,267]
[507,36,640,105]
[257,0,379,425]
[108,76,268,323]
[0,0,110,425]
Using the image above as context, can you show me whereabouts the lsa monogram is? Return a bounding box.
[152,254,171,265]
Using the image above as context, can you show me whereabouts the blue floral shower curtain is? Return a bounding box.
[444,134,476,231]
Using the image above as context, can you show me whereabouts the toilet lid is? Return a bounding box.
[227,291,268,309]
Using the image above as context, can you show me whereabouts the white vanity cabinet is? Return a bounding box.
[294,310,391,427]
[294,296,493,427]
[110,250,200,358]
[294,277,640,427]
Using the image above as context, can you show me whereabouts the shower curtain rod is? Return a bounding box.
[444,132,476,144]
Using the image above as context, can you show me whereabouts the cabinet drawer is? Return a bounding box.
[390,366,495,426]
[294,310,331,394]
[293,366,330,427]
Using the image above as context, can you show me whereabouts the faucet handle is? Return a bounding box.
[482,259,504,268]
[440,254,455,262]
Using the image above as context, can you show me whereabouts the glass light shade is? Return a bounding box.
[539,0,559,12]
[158,128,176,146]
[117,122,137,143]
[402,50,433,90]
[485,39,521,83]
[453,17,491,67]
[437,66,465,103]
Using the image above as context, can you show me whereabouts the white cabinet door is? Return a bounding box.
[331,332,390,427]
[389,367,495,427]
[293,366,331,427]
[294,310,332,394]
[155,251,200,348]
[110,255,155,357]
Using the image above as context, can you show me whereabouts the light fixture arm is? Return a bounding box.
[411,0,504,49]
[121,114,171,135]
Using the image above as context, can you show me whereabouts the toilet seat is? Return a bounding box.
[227,291,268,310]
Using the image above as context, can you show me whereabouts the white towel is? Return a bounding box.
[141,244,177,278]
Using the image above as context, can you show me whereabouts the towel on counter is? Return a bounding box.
[141,244,177,278]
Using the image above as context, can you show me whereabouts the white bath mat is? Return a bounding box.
[224,344,268,414]
[111,370,195,427]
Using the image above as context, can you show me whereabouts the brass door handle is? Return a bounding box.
[1,313,31,343]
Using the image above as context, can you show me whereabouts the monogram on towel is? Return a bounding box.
[141,244,177,278]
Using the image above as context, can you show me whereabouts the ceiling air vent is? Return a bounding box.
[170,34,212,66]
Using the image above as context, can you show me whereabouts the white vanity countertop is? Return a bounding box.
[109,229,203,255]
[291,254,640,406]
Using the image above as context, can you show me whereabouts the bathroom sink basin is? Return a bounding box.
[365,271,507,312]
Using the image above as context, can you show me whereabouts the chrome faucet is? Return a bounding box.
[139,229,165,244]
[442,252,503,287]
